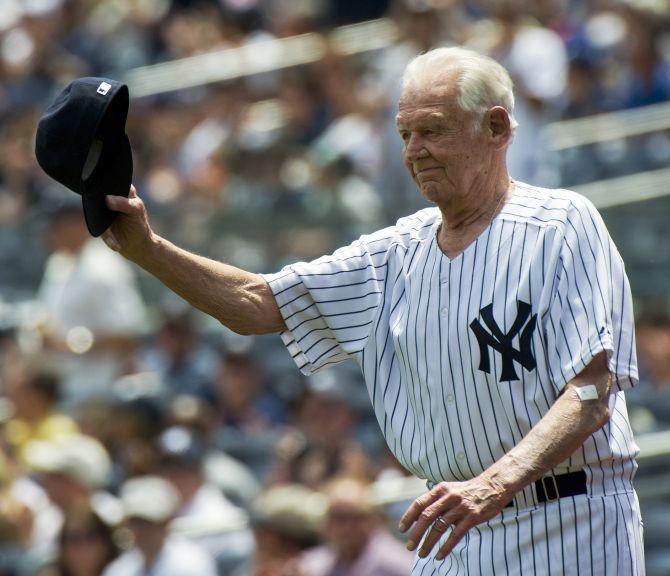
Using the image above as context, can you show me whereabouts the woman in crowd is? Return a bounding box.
[39,503,118,576]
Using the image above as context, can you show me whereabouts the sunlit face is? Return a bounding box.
[396,80,489,205]
[62,530,111,576]
[325,499,375,560]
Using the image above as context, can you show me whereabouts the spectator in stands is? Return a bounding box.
[18,434,119,564]
[212,352,285,478]
[626,310,670,433]
[636,310,670,391]
[103,475,217,576]
[104,396,165,479]
[269,372,375,489]
[3,368,79,461]
[137,308,218,403]
[300,477,413,576]
[38,502,119,576]
[35,203,147,407]
[22,434,115,513]
[618,6,670,109]
[0,455,34,575]
[156,426,254,575]
[251,484,325,576]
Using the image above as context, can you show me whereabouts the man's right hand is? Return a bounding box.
[103,185,155,263]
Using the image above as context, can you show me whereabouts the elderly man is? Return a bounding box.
[102,47,643,574]
[300,477,414,576]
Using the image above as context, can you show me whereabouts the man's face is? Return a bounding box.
[396,78,488,205]
[40,472,81,509]
[325,498,375,561]
[128,517,168,555]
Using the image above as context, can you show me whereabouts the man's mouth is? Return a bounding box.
[414,166,441,176]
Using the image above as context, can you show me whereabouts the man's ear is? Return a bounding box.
[487,106,513,149]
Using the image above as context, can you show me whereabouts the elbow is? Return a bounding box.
[216,313,279,337]
[230,323,280,336]
[229,324,254,337]
[210,279,284,336]
[218,317,258,336]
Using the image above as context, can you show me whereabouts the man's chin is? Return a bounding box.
[419,183,443,204]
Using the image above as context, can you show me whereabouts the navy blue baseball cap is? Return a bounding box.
[35,77,133,237]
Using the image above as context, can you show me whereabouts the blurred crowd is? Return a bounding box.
[1,0,670,295]
[1,0,670,574]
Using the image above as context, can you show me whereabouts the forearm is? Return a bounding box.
[480,359,611,501]
[103,188,286,335]
[136,235,285,335]
[481,393,606,502]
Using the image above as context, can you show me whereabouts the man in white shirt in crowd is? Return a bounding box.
[103,475,217,576]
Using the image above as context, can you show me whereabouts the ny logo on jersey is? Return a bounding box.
[469,300,537,382]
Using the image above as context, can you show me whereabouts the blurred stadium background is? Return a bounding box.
[0,0,669,574]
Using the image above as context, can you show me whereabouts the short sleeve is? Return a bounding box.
[262,233,391,375]
[542,197,638,393]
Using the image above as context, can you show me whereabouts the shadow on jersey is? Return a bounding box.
[469,300,537,382]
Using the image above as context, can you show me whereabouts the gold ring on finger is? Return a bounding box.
[433,515,450,533]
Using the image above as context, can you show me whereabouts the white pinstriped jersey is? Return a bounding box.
[263,182,644,574]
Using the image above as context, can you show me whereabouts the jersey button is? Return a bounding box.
[457,452,465,460]
[446,394,454,404]
[440,307,448,317]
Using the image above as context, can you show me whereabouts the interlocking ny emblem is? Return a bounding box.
[469,300,538,382]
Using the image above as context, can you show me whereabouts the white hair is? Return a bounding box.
[401,46,519,132]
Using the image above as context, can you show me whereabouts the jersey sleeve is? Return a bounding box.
[262,232,392,375]
[542,197,638,394]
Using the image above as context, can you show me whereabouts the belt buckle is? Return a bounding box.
[540,475,559,502]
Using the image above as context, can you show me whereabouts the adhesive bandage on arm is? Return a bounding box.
[574,385,599,401]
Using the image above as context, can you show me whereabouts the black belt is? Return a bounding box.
[506,469,587,507]
[427,470,587,508]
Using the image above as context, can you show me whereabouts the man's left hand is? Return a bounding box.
[398,477,512,560]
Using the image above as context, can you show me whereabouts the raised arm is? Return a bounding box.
[399,351,612,559]
[103,186,285,336]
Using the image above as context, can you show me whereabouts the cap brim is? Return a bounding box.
[82,134,133,237]
[24,441,65,474]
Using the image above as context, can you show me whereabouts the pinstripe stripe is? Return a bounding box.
[557,498,566,572]
[572,497,581,576]
[487,521,498,576]
[263,184,642,574]
[614,490,623,573]
[501,509,510,576]
[512,515,522,576]
[528,509,537,575]
[603,498,610,573]
[474,526,483,576]
[543,503,551,575]
[587,497,595,574]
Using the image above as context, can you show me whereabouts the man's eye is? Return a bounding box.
[400,131,410,141]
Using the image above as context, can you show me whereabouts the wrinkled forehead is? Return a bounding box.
[395,97,463,128]
[396,77,461,125]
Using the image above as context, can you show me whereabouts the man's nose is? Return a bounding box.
[405,134,427,161]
